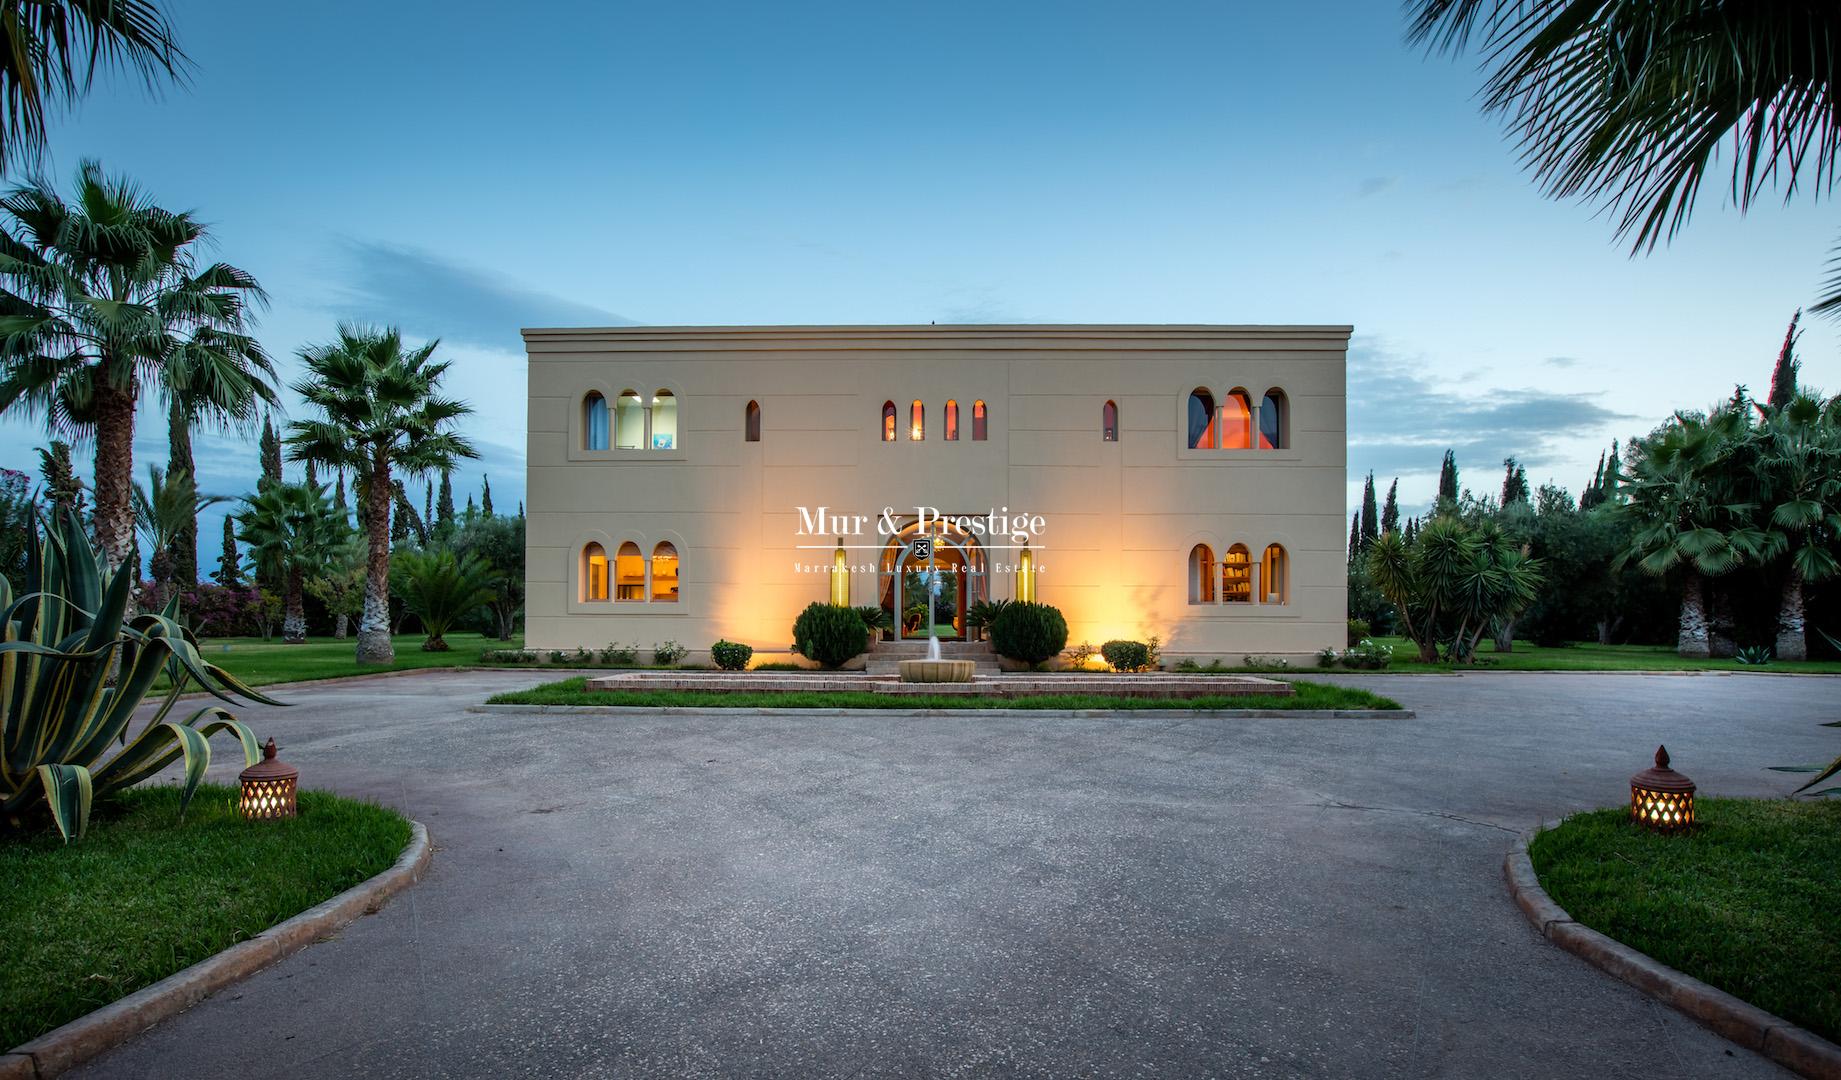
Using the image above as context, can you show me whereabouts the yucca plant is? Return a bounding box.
[1,509,278,842]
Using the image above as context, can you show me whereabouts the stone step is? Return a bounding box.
[869,640,997,657]
[863,658,1004,676]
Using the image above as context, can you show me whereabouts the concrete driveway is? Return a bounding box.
[72,670,1837,1079]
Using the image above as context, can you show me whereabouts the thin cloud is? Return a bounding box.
[1544,355,1580,369]
[331,240,635,350]
[1356,176,1396,198]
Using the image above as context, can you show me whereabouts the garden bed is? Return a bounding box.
[485,677,1400,711]
[1,785,413,1049]
[1529,798,1841,1045]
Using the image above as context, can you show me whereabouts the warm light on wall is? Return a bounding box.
[1017,546,1035,602]
[830,539,850,606]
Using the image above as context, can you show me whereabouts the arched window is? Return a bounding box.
[584,393,609,451]
[1102,400,1118,441]
[1187,389,1216,449]
[945,400,959,441]
[882,401,897,442]
[614,390,645,449]
[1221,389,1253,450]
[745,400,761,442]
[1222,544,1251,603]
[651,542,679,602]
[583,542,609,601]
[615,542,646,601]
[910,399,925,441]
[1188,544,1216,604]
[651,390,677,450]
[1261,544,1288,604]
[1259,389,1287,450]
[972,399,987,440]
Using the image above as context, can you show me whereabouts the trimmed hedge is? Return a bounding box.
[990,602,1068,666]
[710,640,753,670]
[1100,639,1151,672]
[791,602,870,668]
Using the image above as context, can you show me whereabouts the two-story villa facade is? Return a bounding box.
[522,324,1349,665]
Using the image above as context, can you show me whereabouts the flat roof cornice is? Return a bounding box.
[521,323,1354,352]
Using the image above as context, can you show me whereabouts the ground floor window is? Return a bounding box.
[651,542,678,602]
[1188,543,1215,603]
[616,542,646,601]
[583,542,609,600]
[1222,544,1251,602]
[1261,544,1288,604]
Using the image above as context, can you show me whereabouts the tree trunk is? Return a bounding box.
[1677,572,1710,658]
[1708,587,1737,659]
[334,613,349,639]
[283,565,307,644]
[166,396,198,586]
[91,380,138,574]
[356,460,395,664]
[1494,619,1514,653]
[1775,568,1807,661]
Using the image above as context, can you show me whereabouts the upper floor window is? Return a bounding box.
[882,401,897,441]
[910,399,925,441]
[945,399,959,441]
[1221,389,1253,449]
[1102,400,1118,441]
[583,542,609,601]
[614,390,645,449]
[972,400,987,440]
[1260,389,1286,449]
[745,400,761,442]
[584,392,609,451]
[650,390,677,450]
[1187,389,1215,449]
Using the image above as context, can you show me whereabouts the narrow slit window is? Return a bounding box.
[745,400,760,442]
[945,399,959,441]
[972,400,987,440]
[882,401,897,442]
[1102,400,1118,441]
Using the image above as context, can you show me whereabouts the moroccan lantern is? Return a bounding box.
[1629,744,1694,833]
[240,738,299,820]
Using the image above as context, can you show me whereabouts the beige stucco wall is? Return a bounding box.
[523,325,1350,663]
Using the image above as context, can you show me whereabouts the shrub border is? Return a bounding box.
[1504,829,1841,1079]
[1,821,432,1080]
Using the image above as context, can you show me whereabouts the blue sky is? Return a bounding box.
[3,0,1835,554]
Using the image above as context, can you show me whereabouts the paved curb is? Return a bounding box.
[1504,829,1841,1079]
[466,703,1416,719]
[0,821,432,1080]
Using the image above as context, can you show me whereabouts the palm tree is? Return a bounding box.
[1616,407,1766,657]
[394,549,495,652]
[1756,395,1841,660]
[1408,2,1841,313]
[237,481,345,645]
[0,1,187,173]
[0,161,270,574]
[285,324,476,664]
[132,464,226,591]
[164,325,279,584]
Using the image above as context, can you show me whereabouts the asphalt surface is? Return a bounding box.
[68,669,1838,1079]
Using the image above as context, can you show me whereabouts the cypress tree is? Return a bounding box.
[1380,479,1399,536]
[481,476,493,517]
[258,413,282,492]
[436,470,455,530]
[1436,450,1459,507]
[424,481,434,529]
[1500,457,1529,505]
[213,515,243,587]
[1601,440,1621,501]
[391,480,423,545]
[1358,473,1378,553]
[1768,310,1800,409]
[1349,511,1361,562]
[1580,451,1606,510]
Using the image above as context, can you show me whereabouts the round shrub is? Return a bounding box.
[1346,618,1372,647]
[710,639,753,671]
[1099,639,1151,672]
[990,601,1068,666]
[791,602,870,669]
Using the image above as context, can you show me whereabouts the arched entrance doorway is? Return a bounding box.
[877,519,988,640]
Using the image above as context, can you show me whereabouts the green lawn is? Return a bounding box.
[175,632,521,689]
[1214,637,1841,674]
[1530,799,1841,1044]
[486,677,1400,711]
[0,785,412,1048]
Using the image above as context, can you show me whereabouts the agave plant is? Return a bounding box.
[1,510,279,842]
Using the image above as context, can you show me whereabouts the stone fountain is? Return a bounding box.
[897,634,976,683]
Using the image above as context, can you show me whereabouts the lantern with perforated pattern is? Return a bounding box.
[239,738,299,819]
[1630,745,1694,833]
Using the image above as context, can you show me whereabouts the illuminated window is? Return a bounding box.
[651,542,678,602]
[1221,389,1253,450]
[614,390,645,448]
[1188,544,1216,604]
[584,393,609,451]
[650,390,677,450]
[882,401,897,442]
[745,400,760,442]
[945,399,959,441]
[1222,543,1251,603]
[1260,389,1287,449]
[615,542,646,601]
[972,399,987,440]
[583,542,609,601]
[1261,544,1288,604]
[1187,389,1216,449]
[910,399,924,441]
[1102,400,1118,441]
